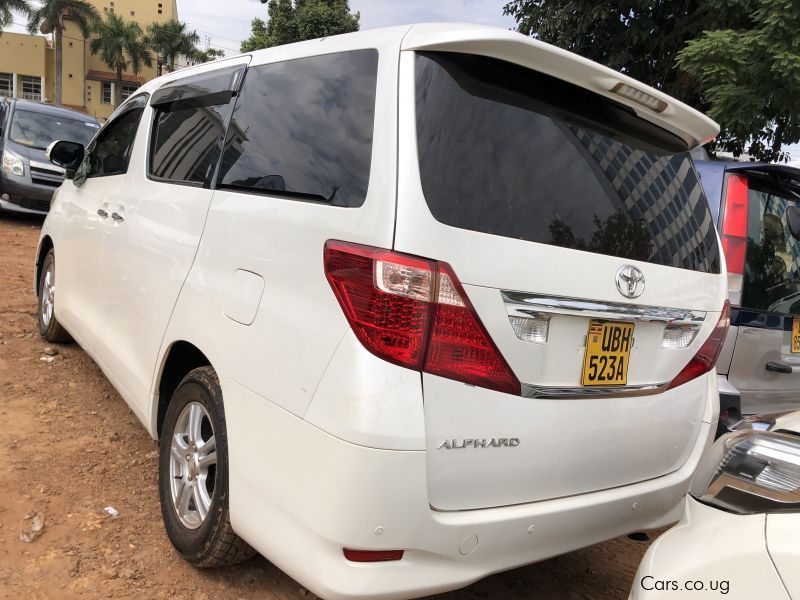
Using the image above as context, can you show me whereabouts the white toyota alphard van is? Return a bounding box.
[36,23,728,600]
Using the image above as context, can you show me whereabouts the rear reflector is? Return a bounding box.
[667,300,730,390]
[343,549,404,562]
[720,174,749,275]
[324,240,521,395]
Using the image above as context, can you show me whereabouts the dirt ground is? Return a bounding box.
[0,213,657,599]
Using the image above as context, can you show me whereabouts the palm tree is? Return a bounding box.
[189,47,225,65]
[90,12,151,107]
[147,19,199,74]
[27,0,98,105]
[1,0,31,34]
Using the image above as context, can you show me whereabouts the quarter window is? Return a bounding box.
[217,49,379,207]
[149,103,227,185]
[87,102,145,177]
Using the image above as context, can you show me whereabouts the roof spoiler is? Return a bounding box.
[401,23,719,150]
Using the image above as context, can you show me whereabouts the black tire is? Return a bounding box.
[37,249,73,343]
[158,366,255,568]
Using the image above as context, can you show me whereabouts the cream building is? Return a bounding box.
[0,0,178,121]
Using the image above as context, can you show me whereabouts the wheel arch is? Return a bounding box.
[155,340,212,438]
[34,235,54,296]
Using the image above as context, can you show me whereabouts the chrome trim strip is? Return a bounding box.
[29,160,65,175]
[502,291,706,324]
[521,381,669,399]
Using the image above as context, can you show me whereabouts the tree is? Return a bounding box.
[189,47,225,64]
[1,0,31,34]
[147,19,199,74]
[90,12,151,107]
[677,0,800,162]
[502,1,790,159]
[27,0,99,105]
[504,1,752,110]
[240,0,359,52]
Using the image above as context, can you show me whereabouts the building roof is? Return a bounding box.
[86,70,145,85]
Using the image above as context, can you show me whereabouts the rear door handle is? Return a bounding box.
[766,361,794,374]
[97,209,108,218]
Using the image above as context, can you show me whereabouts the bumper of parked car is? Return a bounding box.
[0,174,58,215]
[630,495,798,599]
[222,378,715,600]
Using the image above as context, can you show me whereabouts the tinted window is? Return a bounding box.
[9,109,98,149]
[87,107,143,177]
[217,50,378,207]
[149,103,227,185]
[742,176,800,315]
[415,52,720,274]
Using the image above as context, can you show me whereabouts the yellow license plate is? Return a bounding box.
[792,318,800,353]
[581,320,634,386]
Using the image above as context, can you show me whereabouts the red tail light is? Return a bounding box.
[343,549,404,562]
[324,240,520,395]
[667,300,730,390]
[720,174,749,275]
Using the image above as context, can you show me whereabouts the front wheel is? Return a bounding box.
[37,249,72,343]
[158,366,255,567]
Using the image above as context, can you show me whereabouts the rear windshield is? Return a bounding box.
[742,176,800,315]
[10,109,98,150]
[415,52,720,274]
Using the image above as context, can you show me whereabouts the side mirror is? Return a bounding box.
[787,206,800,241]
[47,140,84,180]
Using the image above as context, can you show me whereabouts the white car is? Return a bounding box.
[38,23,728,600]
[631,412,800,599]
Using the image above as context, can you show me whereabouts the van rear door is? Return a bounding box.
[394,48,727,511]
[724,166,800,414]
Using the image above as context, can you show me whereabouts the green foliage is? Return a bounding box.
[503,1,751,112]
[240,0,359,52]
[190,47,225,64]
[0,0,31,33]
[503,1,800,161]
[147,19,199,73]
[677,0,800,162]
[27,0,98,38]
[90,12,151,105]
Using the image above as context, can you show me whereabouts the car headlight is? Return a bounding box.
[2,150,25,177]
[691,430,800,514]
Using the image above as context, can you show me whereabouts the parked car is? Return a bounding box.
[695,159,800,421]
[631,412,800,600]
[38,23,729,600]
[0,97,99,216]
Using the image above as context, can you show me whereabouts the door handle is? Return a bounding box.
[97,209,108,218]
[766,361,794,374]
[111,212,125,222]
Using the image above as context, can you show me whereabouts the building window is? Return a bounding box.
[0,73,12,95]
[68,41,73,47]
[102,82,112,104]
[20,75,41,101]
[130,10,134,15]
[158,9,162,13]
[121,84,138,100]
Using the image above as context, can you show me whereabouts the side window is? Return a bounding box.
[217,49,379,207]
[149,103,228,185]
[87,107,144,178]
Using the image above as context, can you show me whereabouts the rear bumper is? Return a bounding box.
[223,378,715,600]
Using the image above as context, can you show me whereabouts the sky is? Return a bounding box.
[181,0,515,55]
